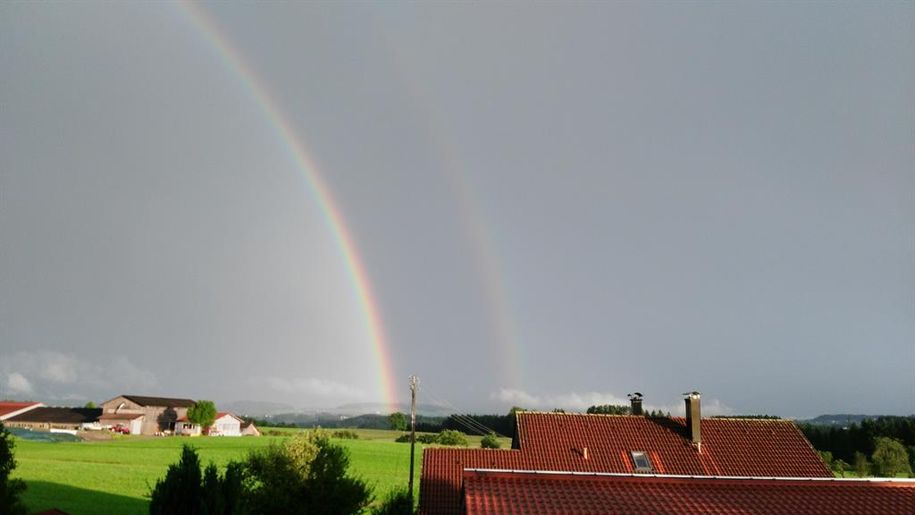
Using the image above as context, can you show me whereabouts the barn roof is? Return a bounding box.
[0,401,43,420]
[463,470,915,515]
[7,407,101,424]
[420,413,832,514]
[120,395,195,408]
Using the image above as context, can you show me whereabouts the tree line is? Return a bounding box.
[800,416,915,477]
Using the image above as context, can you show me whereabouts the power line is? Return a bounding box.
[422,387,508,438]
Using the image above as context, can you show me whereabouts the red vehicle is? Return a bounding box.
[112,425,131,435]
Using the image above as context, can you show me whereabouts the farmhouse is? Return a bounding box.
[99,395,195,435]
[175,412,244,437]
[420,392,835,514]
[0,401,43,421]
[4,407,102,432]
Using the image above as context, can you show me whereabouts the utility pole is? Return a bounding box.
[408,375,418,502]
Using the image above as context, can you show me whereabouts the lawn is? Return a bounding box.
[11,428,474,515]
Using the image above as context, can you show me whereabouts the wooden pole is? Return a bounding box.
[408,375,418,502]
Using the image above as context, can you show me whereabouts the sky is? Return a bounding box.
[1,2,912,418]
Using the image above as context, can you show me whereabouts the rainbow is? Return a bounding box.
[176,2,398,409]
[373,32,525,389]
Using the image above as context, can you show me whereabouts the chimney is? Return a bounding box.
[684,391,701,449]
[628,392,644,416]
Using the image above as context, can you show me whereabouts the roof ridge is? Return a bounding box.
[461,468,915,483]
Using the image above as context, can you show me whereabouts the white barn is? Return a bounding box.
[175,412,243,437]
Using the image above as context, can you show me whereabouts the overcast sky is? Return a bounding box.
[1,2,912,418]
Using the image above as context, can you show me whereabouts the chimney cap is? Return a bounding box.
[627,392,643,400]
[682,391,701,398]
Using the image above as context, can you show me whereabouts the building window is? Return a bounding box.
[631,451,652,472]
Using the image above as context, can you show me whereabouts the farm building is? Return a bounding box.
[99,395,195,435]
[0,401,43,421]
[4,407,101,432]
[420,392,838,514]
[175,412,243,437]
[461,469,915,514]
[240,421,261,436]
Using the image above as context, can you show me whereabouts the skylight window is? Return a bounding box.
[631,451,653,472]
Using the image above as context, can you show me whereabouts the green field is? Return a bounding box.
[10,428,511,515]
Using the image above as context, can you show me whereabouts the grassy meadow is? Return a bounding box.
[11,428,510,515]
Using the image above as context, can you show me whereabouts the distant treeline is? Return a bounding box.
[799,416,915,463]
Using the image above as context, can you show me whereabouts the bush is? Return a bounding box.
[388,413,407,432]
[854,451,871,477]
[0,422,27,515]
[395,434,410,443]
[149,445,244,515]
[480,433,501,449]
[333,430,359,440]
[435,430,468,447]
[371,486,414,515]
[417,434,437,444]
[872,437,913,477]
[244,430,372,514]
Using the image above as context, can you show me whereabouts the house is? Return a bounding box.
[0,401,44,421]
[420,392,833,514]
[175,412,243,437]
[4,407,101,432]
[462,469,915,514]
[99,395,195,435]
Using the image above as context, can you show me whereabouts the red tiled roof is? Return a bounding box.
[463,471,915,515]
[516,413,831,477]
[0,401,43,420]
[420,413,832,514]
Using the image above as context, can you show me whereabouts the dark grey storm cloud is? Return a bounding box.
[1,2,912,417]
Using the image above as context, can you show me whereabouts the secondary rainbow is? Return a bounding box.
[177,2,398,409]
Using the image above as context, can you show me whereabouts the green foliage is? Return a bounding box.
[434,430,468,447]
[243,430,372,514]
[371,486,414,515]
[480,433,501,449]
[0,422,28,515]
[333,430,360,440]
[12,430,415,515]
[388,412,407,432]
[586,405,630,415]
[187,401,218,433]
[84,401,97,409]
[817,450,833,469]
[854,451,871,477]
[832,459,849,477]
[284,431,320,479]
[416,434,437,444]
[800,416,915,464]
[300,434,372,514]
[149,444,244,515]
[871,437,912,477]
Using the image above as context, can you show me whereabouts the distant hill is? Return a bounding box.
[333,402,454,417]
[797,414,889,426]
[220,400,295,418]
[258,411,446,430]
